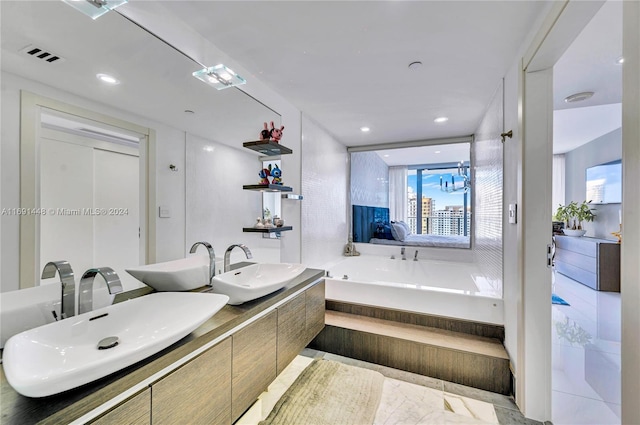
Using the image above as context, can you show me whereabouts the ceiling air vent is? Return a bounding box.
[19,44,66,64]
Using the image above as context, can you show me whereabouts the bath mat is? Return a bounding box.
[259,359,384,425]
[552,293,570,306]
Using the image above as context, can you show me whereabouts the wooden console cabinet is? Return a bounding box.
[555,235,620,292]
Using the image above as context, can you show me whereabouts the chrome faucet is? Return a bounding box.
[78,267,123,314]
[224,244,253,273]
[414,250,419,261]
[190,241,216,283]
[42,260,76,320]
[401,247,406,260]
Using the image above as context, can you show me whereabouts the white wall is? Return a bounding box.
[564,128,622,239]
[300,114,348,268]
[473,81,504,297]
[185,133,281,268]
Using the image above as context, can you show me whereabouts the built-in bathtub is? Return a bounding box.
[324,255,503,325]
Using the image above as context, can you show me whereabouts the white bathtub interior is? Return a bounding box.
[323,253,503,325]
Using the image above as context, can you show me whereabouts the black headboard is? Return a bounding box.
[352,205,390,242]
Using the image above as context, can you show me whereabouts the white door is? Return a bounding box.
[39,128,141,291]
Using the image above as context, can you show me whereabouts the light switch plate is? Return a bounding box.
[159,205,171,218]
[508,203,517,224]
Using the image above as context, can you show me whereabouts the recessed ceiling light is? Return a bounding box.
[360,127,370,132]
[383,154,390,158]
[434,117,448,123]
[96,73,120,85]
[184,110,195,114]
[434,150,441,154]
[616,56,624,64]
[564,91,594,103]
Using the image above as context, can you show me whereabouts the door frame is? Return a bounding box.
[516,0,607,420]
[19,91,157,288]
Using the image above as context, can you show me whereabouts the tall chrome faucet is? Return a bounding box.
[78,267,123,314]
[224,244,253,273]
[190,241,216,283]
[41,260,76,320]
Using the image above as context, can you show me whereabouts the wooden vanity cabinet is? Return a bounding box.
[91,388,151,425]
[87,280,323,425]
[277,292,307,374]
[152,337,232,425]
[305,281,326,345]
[231,310,278,422]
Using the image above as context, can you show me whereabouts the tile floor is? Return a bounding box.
[552,271,621,425]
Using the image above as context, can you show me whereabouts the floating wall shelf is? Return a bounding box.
[243,184,293,192]
[243,226,293,234]
[243,140,293,156]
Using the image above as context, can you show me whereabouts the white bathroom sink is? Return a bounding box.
[125,256,211,291]
[2,292,229,398]
[210,263,306,305]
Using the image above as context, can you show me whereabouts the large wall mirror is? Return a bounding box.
[1,1,280,292]
[349,140,472,249]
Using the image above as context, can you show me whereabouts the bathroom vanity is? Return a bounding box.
[0,264,325,425]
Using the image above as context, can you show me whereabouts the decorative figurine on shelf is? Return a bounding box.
[270,164,283,185]
[254,218,265,229]
[258,167,271,185]
[260,122,270,141]
[269,121,285,142]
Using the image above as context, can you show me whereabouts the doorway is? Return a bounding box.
[39,118,142,290]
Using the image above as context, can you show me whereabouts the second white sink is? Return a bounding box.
[125,256,212,291]
[211,263,305,305]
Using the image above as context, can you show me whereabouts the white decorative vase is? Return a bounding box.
[563,229,586,237]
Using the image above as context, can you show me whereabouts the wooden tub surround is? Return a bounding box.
[310,301,511,395]
[0,264,325,425]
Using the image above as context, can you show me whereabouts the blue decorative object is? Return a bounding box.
[552,293,570,306]
[258,168,271,185]
[270,164,283,185]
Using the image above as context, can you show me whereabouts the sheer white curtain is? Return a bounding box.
[389,166,408,222]
[552,154,565,215]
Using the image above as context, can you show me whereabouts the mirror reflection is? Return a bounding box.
[350,142,472,249]
[1,1,280,293]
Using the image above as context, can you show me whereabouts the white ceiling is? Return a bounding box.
[552,0,622,153]
[374,143,470,167]
[159,1,550,147]
[1,1,622,155]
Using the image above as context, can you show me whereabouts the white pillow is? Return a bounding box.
[397,221,411,234]
[391,222,408,241]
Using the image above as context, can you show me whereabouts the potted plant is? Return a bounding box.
[554,200,595,236]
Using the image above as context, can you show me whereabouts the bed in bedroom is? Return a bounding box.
[352,205,470,249]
